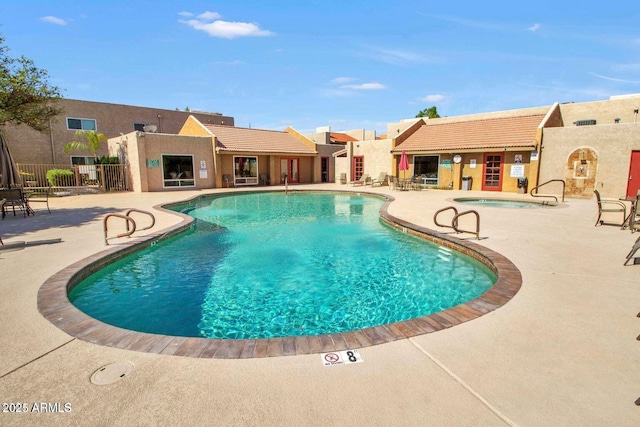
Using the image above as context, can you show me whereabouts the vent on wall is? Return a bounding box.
[573,119,597,126]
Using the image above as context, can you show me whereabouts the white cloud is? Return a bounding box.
[589,72,640,84]
[331,77,356,85]
[197,11,222,21]
[341,83,386,90]
[39,16,69,26]
[179,11,274,39]
[178,11,194,17]
[528,23,541,32]
[419,94,445,103]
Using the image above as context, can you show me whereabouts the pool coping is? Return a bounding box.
[37,190,522,359]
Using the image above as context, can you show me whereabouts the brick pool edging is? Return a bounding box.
[37,190,522,359]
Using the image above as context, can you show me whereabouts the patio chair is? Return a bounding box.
[222,174,233,188]
[370,172,387,187]
[0,199,4,244]
[25,185,51,214]
[630,193,640,233]
[259,174,270,185]
[0,188,28,218]
[593,189,626,227]
[349,174,369,186]
[624,236,640,266]
[338,173,347,184]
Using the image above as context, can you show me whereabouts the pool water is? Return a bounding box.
[454,198,556,208]
[69,192,496,339]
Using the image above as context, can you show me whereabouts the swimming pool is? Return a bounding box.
[454,197,558,208]
[69,192,497,340]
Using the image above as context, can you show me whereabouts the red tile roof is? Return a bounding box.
[203,125,317,155]
[329,132,357,143]
[392,114,545,153]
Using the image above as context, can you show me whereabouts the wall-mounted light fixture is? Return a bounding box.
[615,117,620,124]
[579,150,587,164]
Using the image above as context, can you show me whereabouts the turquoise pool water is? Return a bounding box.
[69,192,496,339]
[454,198,557,208]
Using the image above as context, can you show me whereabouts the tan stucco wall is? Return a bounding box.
[558,95,640,126]
[110,132,216,192]
[351,139,394,181]
[4,99,232,165]
[539,123,640,198]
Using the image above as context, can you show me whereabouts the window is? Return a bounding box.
[133,123,146,132]
[414,155,439,185]
[67,117,97,131]
[162,155,195,187]
[234,156,259,185]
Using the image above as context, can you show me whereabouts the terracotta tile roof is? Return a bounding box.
[392,114,545,153]
[329,132,357,143]
[203,125,317,155]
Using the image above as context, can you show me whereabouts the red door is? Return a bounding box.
[626,151,640,197]
[352,156,364,181]
[482,153,503,191]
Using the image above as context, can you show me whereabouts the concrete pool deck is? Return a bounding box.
[0,184,638,426]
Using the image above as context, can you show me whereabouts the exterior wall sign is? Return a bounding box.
[146,159,159,168]
[510,165,525,177]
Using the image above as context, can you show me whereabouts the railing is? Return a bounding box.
[16,163,129,194]
[434,206,481,240]
[530,179,565,202]
[104,209,155,244]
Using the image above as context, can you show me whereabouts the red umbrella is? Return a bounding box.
[399,150,409,180]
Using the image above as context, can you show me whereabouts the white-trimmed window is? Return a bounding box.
[162,154,195,188]
[67,117,97,131]
[233,156,259,185]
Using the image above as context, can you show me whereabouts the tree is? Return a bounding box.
[0,33,63,132]
[416,106,440,119]
[64,130,108,160]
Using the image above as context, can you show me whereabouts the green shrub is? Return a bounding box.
[96,156,119,164]
[46,169,74,186]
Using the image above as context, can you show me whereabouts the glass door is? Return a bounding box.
[482,153,503,191]
[280,158,299,184]
[352,156,364,181]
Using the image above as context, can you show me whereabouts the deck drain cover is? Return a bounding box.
[90,361,134,385]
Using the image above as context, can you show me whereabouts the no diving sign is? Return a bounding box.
[321,350,363,367]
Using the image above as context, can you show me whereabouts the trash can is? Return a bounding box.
[517,177,528,194]
[461,176,472,191]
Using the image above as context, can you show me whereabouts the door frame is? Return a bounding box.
[626,150,640,197]
[280,158,300,184]
[482,152,504,191]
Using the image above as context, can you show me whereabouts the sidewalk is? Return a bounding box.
[1,185,638,426]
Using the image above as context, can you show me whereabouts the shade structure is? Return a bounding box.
[399,150,409,180]
[0,132,22,188]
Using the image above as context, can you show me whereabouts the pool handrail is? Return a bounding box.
[434,206,481,240]
[530,179,565,202]
[125,208,156,233]
[104,209,156,244]
[104,213,137,244]
[433,206,459,230]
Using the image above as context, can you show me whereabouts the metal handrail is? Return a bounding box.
[530,179,565,202]
[433,206,459,230]
[125,209,155,232]
[453,210,481,240]
[104,214,136,244]
[434,206,481,239]
[104,209,155,244]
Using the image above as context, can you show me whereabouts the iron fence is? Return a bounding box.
[16,163,130,194]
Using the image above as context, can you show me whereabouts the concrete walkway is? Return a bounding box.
[1,184,638,426]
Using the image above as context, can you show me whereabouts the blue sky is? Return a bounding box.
[1,1,639,134]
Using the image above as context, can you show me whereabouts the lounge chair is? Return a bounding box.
[624,236,640,265]
[0,199,5,244]
[349,174,369,186]
[630,193,640,233]
[593,189,626,227]
[370,172,387,187]
[338,173,347,184]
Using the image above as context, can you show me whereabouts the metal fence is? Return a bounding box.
[16,163,130,194]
